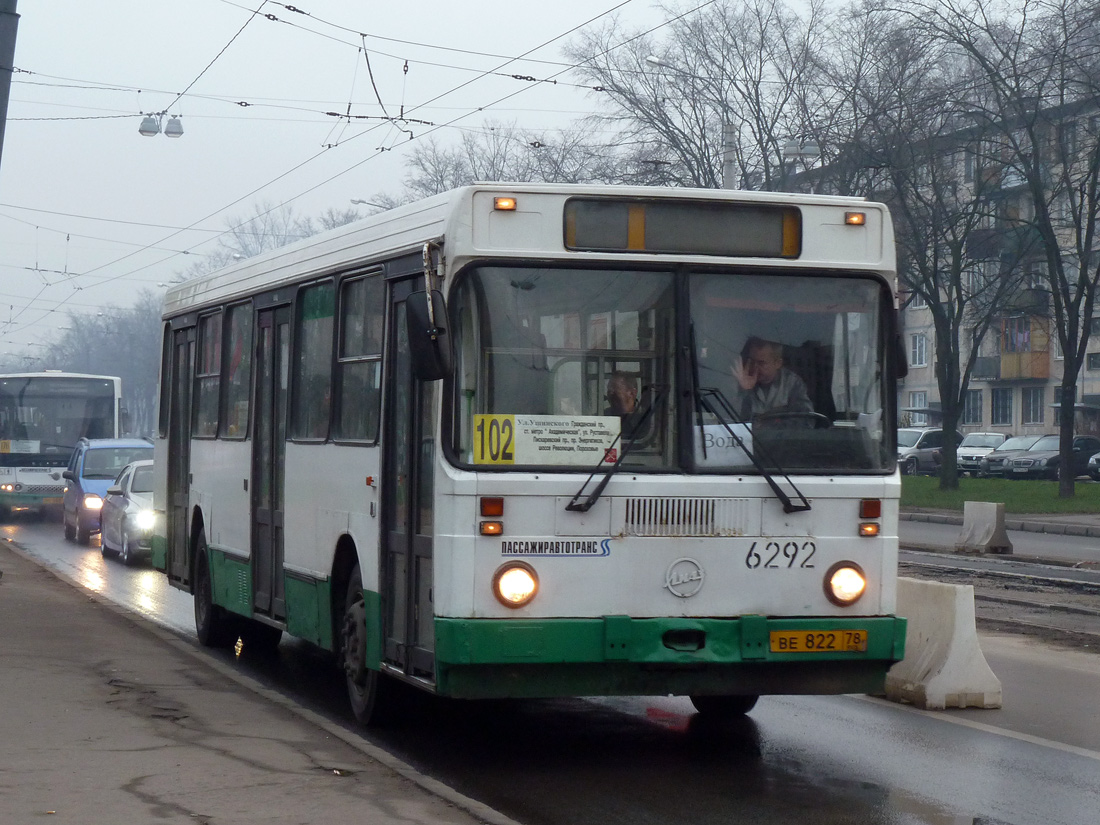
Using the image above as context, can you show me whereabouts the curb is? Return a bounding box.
[1,539,523,825]
[901,511,1100,539]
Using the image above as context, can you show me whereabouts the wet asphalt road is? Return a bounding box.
[4,511,1099,825]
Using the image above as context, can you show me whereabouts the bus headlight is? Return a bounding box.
[82,494,103,511]
[133,510,156,531]
[824,562,866,606]
[492,562,539,608]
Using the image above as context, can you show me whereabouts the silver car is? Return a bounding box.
[897,428,963,475]
[100,460,154,566]
[957,432,1008,476]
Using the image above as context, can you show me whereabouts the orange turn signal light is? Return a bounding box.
[494,196,518,211]
[859,522,880,537]
[859,499,881,519]
[845,211,866,226]
[481,497,504,516]
[480,521,504,536]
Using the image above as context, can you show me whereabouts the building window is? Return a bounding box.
[908,291,927,309]
[992,388,1013,426]
[1021,387,1044,424]
[1002,317,1030,353]
[1087,352,1100,370]
[909,391,927,425]
[1055,386,1076,426]
[910,333,928,367]
[962,389,982,425]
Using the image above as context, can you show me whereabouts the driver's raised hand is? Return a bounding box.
[731,356,757,391]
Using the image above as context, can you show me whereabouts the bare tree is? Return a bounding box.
[909,0,1100,496]
[819,5,1030,486]
[565,0,832,190]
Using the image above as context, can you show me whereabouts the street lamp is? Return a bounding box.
[138,112,184,138]
[350,199,386,209]
[645,55,676,70]
[781,139,821,192]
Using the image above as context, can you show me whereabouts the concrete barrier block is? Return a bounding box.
[884,577,1002,710]
[955,501,1013,554]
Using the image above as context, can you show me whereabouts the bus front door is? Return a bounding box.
[251,306,289,621]
[381,283,435,681]
[165,326,194,586]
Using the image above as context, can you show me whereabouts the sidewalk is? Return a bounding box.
[0,543,513,825]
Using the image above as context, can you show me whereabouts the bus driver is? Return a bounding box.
[731,337,813,420]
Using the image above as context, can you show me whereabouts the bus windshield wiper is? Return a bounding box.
[694,385,811,514]
[565,387,665,513]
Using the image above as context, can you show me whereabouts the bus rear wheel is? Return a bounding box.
[341,566,394,726]
[689,694,760,716]
[194,537,239,648]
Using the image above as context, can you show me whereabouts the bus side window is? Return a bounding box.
[334,274,383,442]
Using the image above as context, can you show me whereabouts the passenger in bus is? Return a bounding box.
[731,337,813,419]
[604,372,646,437]
[604,372,637,418]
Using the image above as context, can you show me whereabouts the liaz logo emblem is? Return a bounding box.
[664,558,704,598]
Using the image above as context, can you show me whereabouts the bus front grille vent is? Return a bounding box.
[624,497,751,537]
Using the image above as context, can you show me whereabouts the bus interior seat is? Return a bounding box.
[784,341,836,420]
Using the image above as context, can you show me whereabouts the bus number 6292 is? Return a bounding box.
[746,540,816,569]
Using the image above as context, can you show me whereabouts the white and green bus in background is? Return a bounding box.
[0,372,124,518]
[153,184,908,725]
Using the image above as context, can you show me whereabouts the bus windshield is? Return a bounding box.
[0,376,116,463]
[450,265,891,474]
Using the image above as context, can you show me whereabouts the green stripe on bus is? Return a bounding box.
[434,615,905,666]
[433,615,906,699]
[284,575,333,650]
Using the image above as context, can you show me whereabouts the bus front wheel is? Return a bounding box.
[689,694,760,716]
[341,566,394,725]
[194,537,238,648]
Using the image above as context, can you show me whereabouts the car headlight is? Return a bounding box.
[824,562,866,606]
[133,510,155,530]
[82,494,103,510]
[492,562,539,608]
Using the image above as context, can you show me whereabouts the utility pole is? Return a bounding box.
[0,0,19,176]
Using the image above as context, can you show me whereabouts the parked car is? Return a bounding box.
[978,435,1044,477]
[1089,451,1100,481]
[62,438,154,544]
[1007,434,1100,480]
[957,432,1009,476]
[897,427,964,475]
[100,459,154,565]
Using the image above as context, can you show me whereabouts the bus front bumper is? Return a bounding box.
[432,615,907,699]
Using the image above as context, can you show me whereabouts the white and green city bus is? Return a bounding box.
[153,184,907,724]
[0,372,124,517]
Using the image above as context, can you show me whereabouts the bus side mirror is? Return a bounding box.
[406,289,453,381]
[895,332,908,379]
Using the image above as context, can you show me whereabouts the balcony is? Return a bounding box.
[972,356,1000,380]
[1000,351,1049,380]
